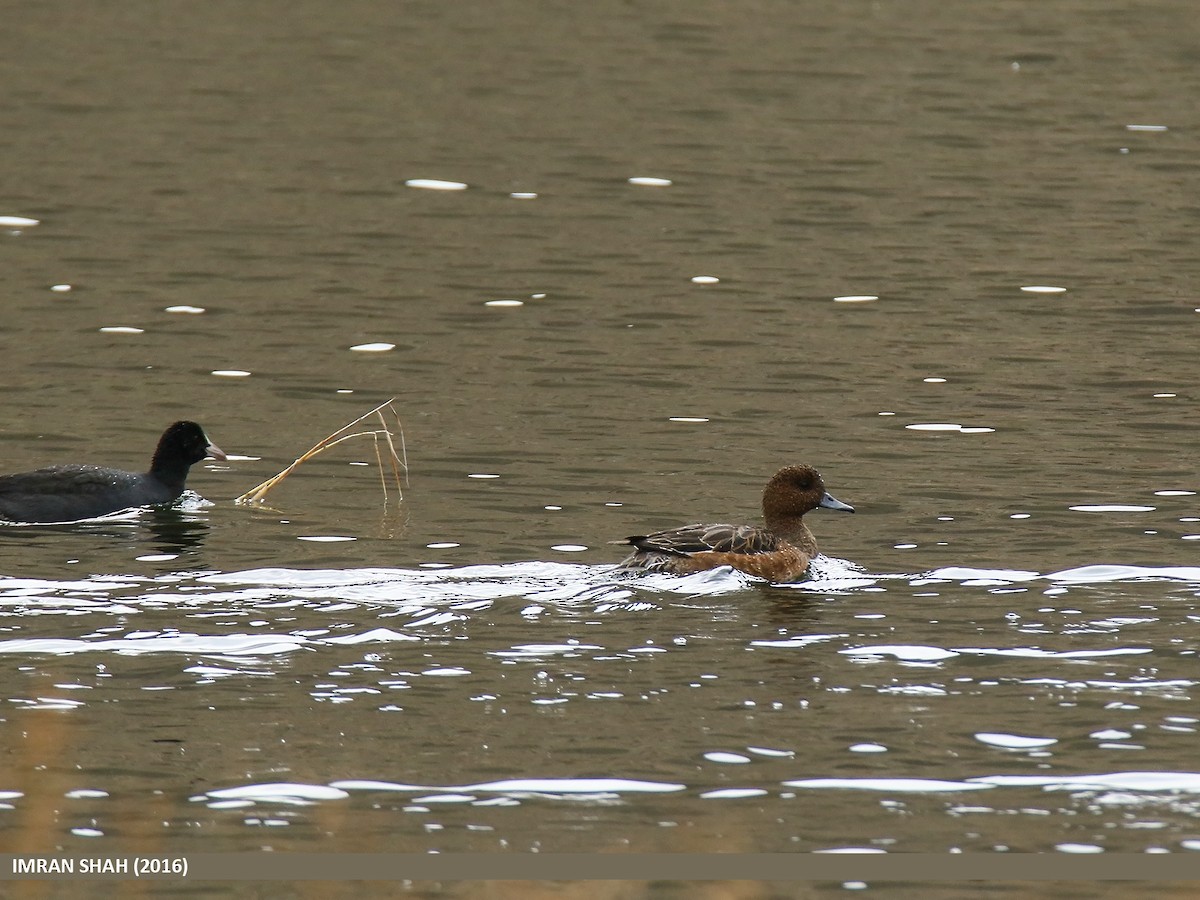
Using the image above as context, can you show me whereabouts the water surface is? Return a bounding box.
[4,0,1200,895]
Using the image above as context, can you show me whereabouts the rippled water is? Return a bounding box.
[6,547,1200,862]
[5,0,1200,895]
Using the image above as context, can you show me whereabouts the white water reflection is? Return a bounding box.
[842,646,1153,662]
[788,778,995,793]
[404,178,468,190]
[0,633,315,656]
[342,777,686,797]
[789,771,1200,795]
[925,564,1200,585]
[1,559,1199,661]
[975,733,1058,750]
[194,777,686,809]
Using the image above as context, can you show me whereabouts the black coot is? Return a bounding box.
[0,421,226,524]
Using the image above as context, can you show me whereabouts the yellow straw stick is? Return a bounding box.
[233,399,407,505]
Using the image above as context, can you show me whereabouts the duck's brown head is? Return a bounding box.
[762,464,854,529]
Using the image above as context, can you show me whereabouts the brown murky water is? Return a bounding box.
[4,0,1200,896]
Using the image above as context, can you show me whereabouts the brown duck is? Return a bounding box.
[614,464,854,581]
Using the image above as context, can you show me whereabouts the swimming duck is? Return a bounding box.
[614,464,854,581]
[0,421,225,524]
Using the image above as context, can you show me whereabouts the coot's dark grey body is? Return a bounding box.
[0,421,225,524]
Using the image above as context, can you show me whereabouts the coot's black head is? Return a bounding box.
[151,421,226,473]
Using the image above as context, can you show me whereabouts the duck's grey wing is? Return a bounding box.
[623,523,782,557]
[0,465,128,495]
[0,465,147,523]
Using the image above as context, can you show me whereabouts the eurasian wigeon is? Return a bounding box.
[0,421,226,524]
[614,464,854,581]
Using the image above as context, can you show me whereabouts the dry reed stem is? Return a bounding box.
[233,399,408,505]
